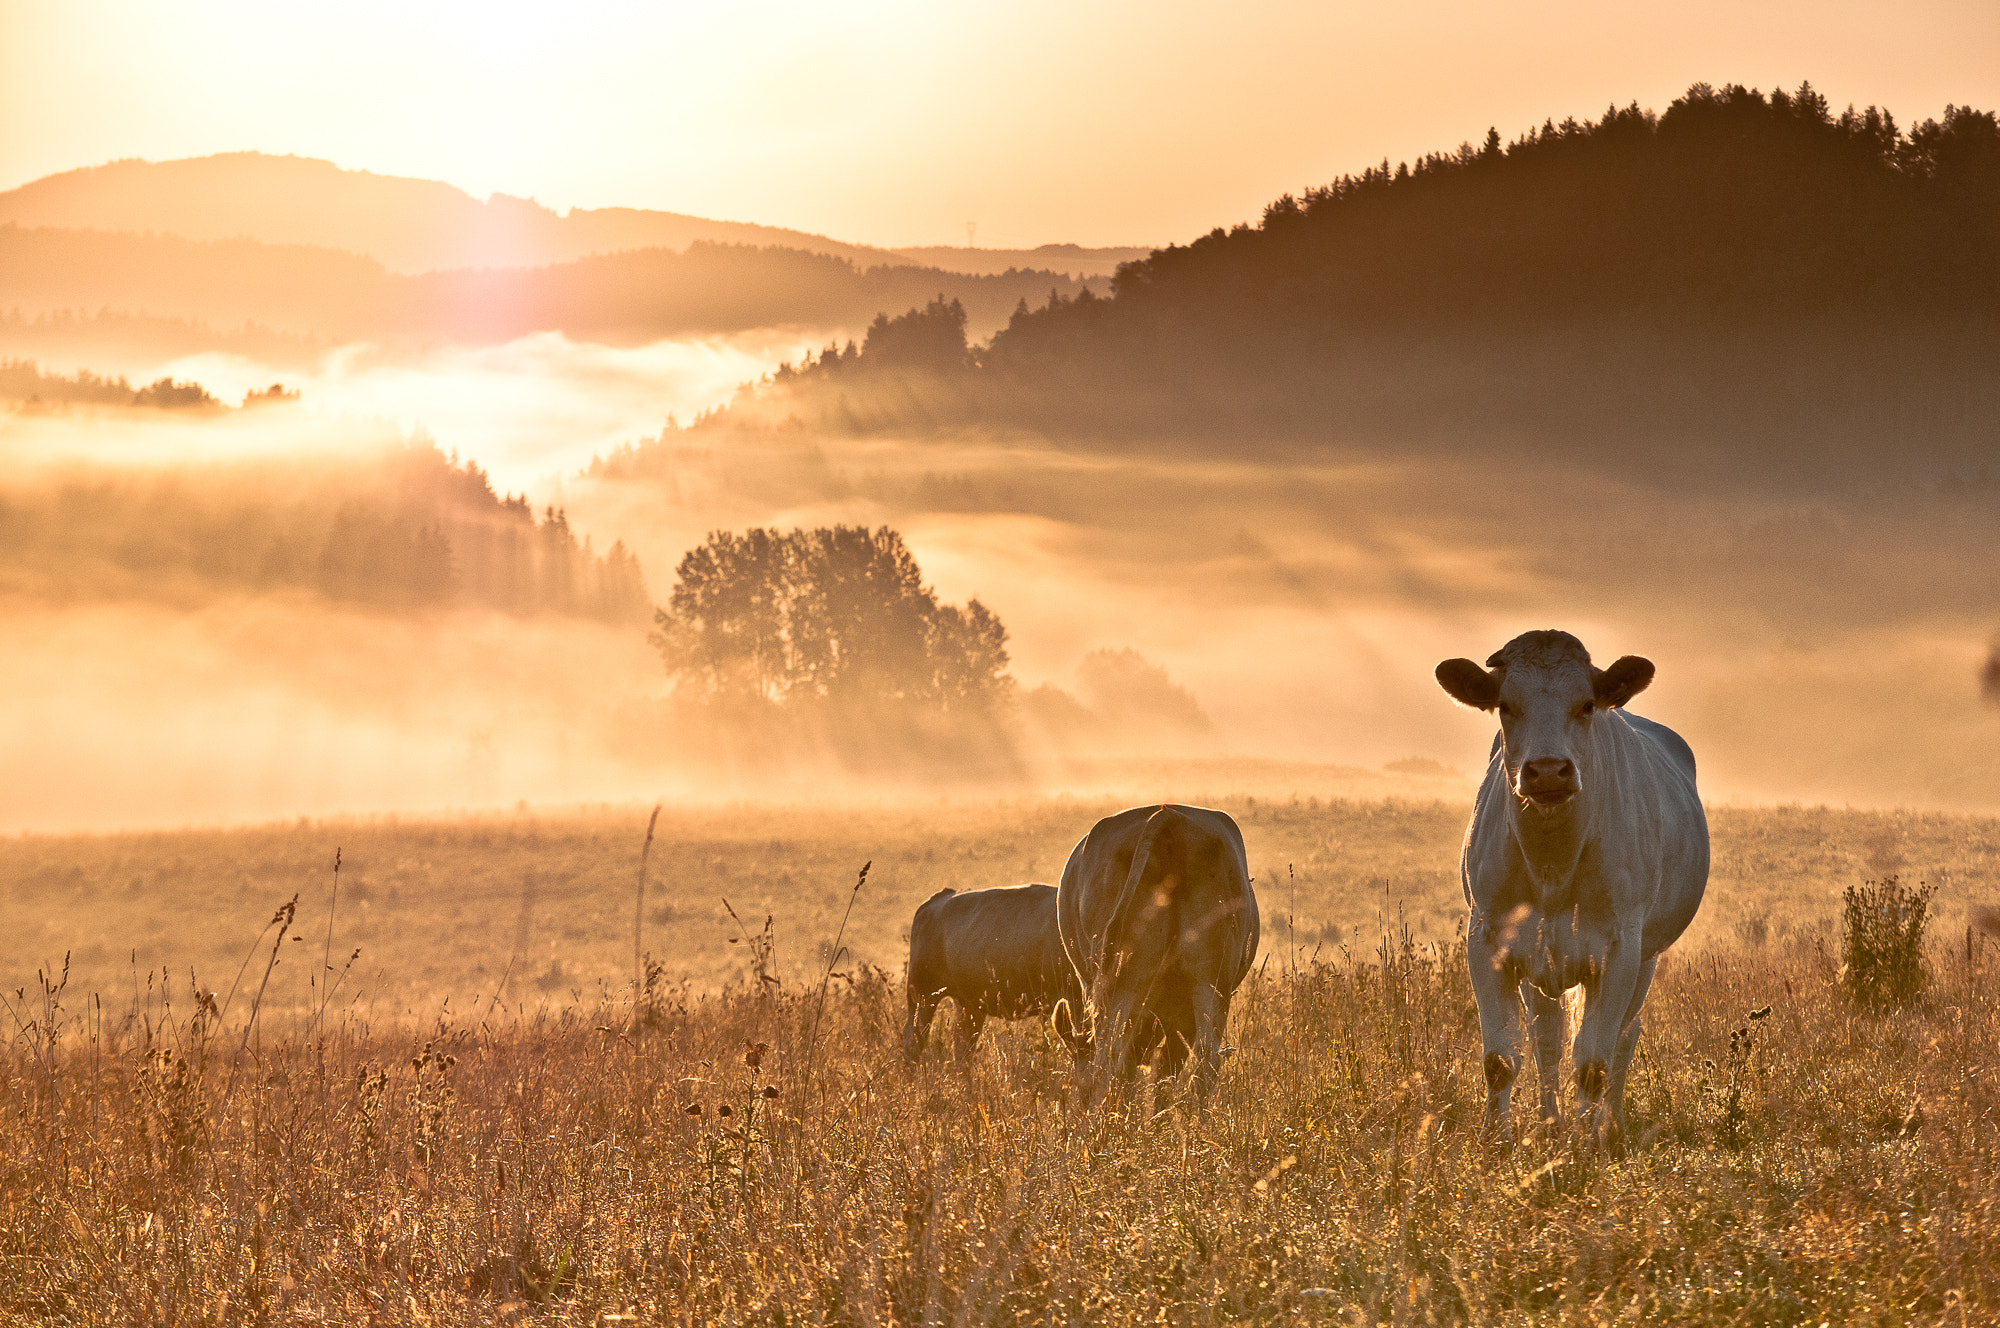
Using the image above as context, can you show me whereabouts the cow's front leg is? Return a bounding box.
[1522,981,1565,1126]
[1467,912,1527,1138]
[903,985,941,1063]
[1571,925,1645,1145]
[952,1005,986,1070]
[1605,955,1658,1150]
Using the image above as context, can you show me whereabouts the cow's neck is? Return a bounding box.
[1508,798,1592,908]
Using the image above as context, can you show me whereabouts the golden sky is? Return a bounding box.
[4,0,1998,249]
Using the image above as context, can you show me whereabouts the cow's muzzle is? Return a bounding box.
[1517,758,1578,808]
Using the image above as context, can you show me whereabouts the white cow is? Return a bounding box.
[1434,629,1708,1145]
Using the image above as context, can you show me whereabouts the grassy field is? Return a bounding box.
[5,792,1998,1016]
[3,794,2000,1323]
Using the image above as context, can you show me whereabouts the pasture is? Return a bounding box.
[3,793,2000,1322]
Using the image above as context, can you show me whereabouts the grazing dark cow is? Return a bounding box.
[903,883,1088,1065]
[1435,629,1709,1146]
[1056,804,1260,1105]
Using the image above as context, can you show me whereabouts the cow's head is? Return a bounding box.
[1434,630,1653,812]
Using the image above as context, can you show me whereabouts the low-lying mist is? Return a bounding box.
[568,429,2000,811]
[5,332,1999,832]
[12,328,838,491]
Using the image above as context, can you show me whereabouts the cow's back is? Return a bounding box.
[1057,803,1257,995]
[914,882,1073,1015]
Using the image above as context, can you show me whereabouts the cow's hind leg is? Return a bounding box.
[1187,982,1231,1105]
[1083,982,1147,1108]
[1605,956,1658,1153]
[1131,1009,1173,1079]
[1522,981,1565,1127]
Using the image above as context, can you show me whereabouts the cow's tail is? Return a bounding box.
[1099,805,1185,979]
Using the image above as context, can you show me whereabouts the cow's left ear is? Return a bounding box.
[1593,656,1654,708]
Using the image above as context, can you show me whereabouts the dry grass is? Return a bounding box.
[3,797,2000,1323]
[6,796,1999,1012]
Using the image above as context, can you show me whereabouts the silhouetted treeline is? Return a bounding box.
[0,308,323,369]
[767,296,972,384]
[0,442,650,621]
[712,84,2000,472]
[0,359,151,405]
[0,225,1099,348]
[1036,83,2000,333]
[1,358,298,410]
[0,357,223,408]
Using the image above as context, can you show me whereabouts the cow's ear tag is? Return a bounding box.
[1593,656,1655,709]
[1436,658,1500,710]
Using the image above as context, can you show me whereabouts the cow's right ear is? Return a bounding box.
[1436,658,1500,710]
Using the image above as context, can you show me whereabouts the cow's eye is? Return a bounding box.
[1577,702,1596,720]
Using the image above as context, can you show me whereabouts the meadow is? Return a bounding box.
[3,792,2000,1323]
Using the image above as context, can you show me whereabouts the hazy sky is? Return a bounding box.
[4,1,1998,248]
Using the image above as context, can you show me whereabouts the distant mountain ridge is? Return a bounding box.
[0,153,901,273]
[0,223,1093,345]
[0,153,1146,279]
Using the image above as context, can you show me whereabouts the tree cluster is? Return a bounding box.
[649,525,1014,773]
[768,296,972,388]
[0,358,220,409]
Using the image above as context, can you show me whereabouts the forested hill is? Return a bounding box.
[720,83,2000,461]
[0,440,650,622]
[1032,82,2000,334]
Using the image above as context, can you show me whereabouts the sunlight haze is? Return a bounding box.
[4,0,1996,247]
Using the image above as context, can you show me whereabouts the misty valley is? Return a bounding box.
[4,74,2000,1325]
